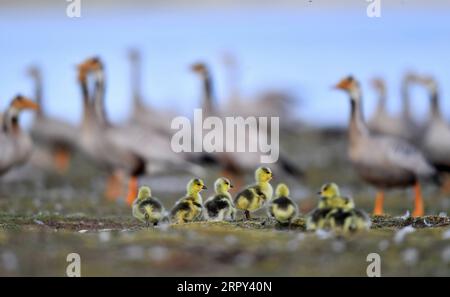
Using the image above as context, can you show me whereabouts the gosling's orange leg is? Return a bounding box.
[53,147,71,174]
[105,172,123,201]
[125,176,139,206]
[412,182,424,217]
[373,191,385,216]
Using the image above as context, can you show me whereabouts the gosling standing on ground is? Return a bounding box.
[307,183,370,232]
[132,186,166,227]
[234,167,273,220]
[306,183,340,231]
[268,183,298,225]
[171,178,207,224]
[204,177,236,222]
[326,196,371,233]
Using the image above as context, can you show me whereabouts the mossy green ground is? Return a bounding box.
[1,131,450,276]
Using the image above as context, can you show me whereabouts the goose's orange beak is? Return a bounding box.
[12,96,39,110]
[334,78,353,91]
[190,62,206,73]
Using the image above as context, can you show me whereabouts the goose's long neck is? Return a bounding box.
[375,88,386,114]
[201,71,215,116]
[401,79,411,118]
[130,55,143,108]
[93,69,110,127]
[349,89,369,143]
[2,108,20,135]
[79,75,94,126]
[225,62,240,100]
[430,89,441,118]
[33,75,44,118]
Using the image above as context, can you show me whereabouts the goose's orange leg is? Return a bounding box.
[53,147,71,174]
[126,176,139,206]
[412,182,424,217]
[373,191,385,216]
[105,172,122,201]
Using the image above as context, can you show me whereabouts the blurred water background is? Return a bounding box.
[0,0,449,127]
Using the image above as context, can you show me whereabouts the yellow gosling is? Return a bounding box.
[170,178,207,224]
[268,183,298,225]
[234,167,273,220]
[204,177,236,222]
[132,186,166,227]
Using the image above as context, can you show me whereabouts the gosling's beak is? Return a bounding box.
[317,191,322,195]
[202,185,208,190]
[230,184,234,188]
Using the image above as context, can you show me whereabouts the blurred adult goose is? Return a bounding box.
[334,76,436,217]
[27,66,78,173]
[368,75,420,142]
[419,76,450,177]
[220,53,296,125]
[0,95,39,175]
[191,62,304,182]
[127,49,175,136]
[79,57,203,204]
[367,78,401,137]
[399,72,422,142]
[77,58,146,203]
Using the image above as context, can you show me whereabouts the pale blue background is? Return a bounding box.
[0,4,449,127]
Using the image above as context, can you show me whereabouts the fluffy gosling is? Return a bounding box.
[132,186,166,227]
[204,177,236,222]
[268,183,298,225]
[170,178,207,224]
[326,197,371,233]
[234,167,274,220]
[307,182,370,233]
[306,183,340,230]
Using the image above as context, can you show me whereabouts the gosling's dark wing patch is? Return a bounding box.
[253,185,267,200]
[170,201,190,215]
[192,202,202,208]
[139,198,162,212]
[235,188,254,203]
[206,195,230,217]
[272,196,293,209]
[329,209,353,226]
[311,208,332,223]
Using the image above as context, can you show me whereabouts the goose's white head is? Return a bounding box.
[334,76,361,101]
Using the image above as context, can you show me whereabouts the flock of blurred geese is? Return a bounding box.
[1,50,450,222]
